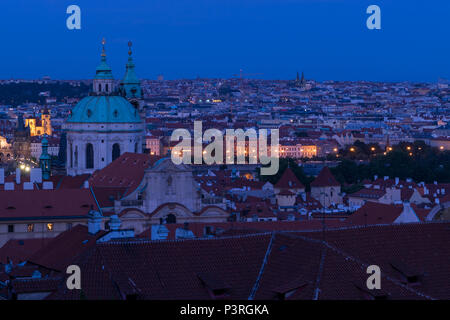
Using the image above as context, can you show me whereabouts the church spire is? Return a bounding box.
[93,38,115,95]
[120,41,142,99]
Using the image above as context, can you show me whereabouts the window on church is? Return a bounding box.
[98,83,102,92]
[112,143,120,161]
[106,84,109,92]
[134,142,138,153]
[86,143,94,169]
[74,146,78,167]
[70,143,73,168]
[166,214,177,224]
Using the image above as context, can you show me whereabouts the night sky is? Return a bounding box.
[0,0,448,81]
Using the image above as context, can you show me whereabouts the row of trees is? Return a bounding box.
[259,141,450,192]
[0,82,89,106]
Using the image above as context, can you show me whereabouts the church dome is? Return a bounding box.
[66,95,141,123]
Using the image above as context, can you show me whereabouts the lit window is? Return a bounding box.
[47,223,54,231]
[27,224,34,232]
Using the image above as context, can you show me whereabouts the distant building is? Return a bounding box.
[12,114,31,161]
[25,108,52,137]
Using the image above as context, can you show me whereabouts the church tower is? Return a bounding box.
[40,136,51,180]
[119,41,144,115]
[63,39,145,176]
[93,38,115,95]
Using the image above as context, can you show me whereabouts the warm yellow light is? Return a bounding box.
[406,146,411,150]
[333,148,338,152]
[25,166,30,172]
[47,223,53,231]
[371,147,375,151]
[409,152,413,156]
[350,147,355,152]
[440,146,444,150]
[388,147,393,151]
[20,164,25,170]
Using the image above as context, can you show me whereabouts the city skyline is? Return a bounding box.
[0,0,448,82]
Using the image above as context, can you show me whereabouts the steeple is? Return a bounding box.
[120,41,142,99]
[40,135,51,180]
[93,38,115,95]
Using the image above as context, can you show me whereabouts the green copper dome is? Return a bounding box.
[67,96,142,123]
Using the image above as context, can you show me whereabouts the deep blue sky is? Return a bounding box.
[0,0,448,82]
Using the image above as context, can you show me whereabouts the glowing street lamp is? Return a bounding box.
[350,147,355,152]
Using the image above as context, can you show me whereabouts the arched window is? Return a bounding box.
[112,143,120,161]
[134,142,138,153]
[86,143,94,169]
[106,84,109,92]
[74,146,78,166]
[98,83,102,92]
[166,214,177,224]
[70,143,73,168]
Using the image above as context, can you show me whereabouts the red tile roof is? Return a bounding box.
[310,167,340,187]
[48,222,450,300]
[274,167,305,190]
[89,152,160,197]
[0,189,98,220]
[346,201,403,225]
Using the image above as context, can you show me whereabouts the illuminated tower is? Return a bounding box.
[41,107,52,136]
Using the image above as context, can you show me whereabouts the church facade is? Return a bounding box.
[64,40,145,176]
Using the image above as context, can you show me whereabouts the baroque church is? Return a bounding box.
[64,40,145,176]
[63,40,229,228]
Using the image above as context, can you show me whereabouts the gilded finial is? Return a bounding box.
[128,41,132,56]
[101,37,106,57]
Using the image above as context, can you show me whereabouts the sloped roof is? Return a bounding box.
[275,167,305,189]
[310,167,340,187]
[89,152,161,198]
[47,222,450,300]
[28,224,107,272]
[346,201,403,225]
[0,189,98,220]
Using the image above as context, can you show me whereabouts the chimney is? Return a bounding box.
[42,181,53,190]
[384,176,389,181]
[373,175,378,181]
[435,198,440,205]
[301,192,307,202]
[424,186,429,195]
[434,181,438,185]
[30,168,42,184]
[109,215,121,231]
[87,207,103,235]
[0,168,4,184]
[441,188,445,195]
[16,168,21,185]
[83,180,89,189]
[4,182,14,190]
[395,177,399,185]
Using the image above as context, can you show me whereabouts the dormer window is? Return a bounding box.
[113,110,118,117]
[87,109,92,118]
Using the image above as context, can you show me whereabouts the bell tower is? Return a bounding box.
[93,38,115,95]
